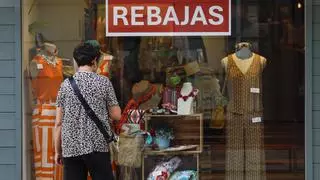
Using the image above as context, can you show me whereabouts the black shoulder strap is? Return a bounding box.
[68,76,115,143]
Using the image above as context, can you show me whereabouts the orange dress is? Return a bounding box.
[97,53,113,78]
[31,55,63,180]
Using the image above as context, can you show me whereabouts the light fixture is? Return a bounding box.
[297,2,302,9]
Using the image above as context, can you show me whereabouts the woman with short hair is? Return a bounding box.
[54,42,121,180]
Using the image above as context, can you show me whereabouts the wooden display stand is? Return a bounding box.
[142,114,203,179]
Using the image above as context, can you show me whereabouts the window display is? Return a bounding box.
[22,0,305,179]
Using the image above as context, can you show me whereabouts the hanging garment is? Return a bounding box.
[97,57,112,78]
[162,87,178,111]
[31,55,63,103]
[31,55,63,180]
[225,54,266,180]
[32,101,63,180]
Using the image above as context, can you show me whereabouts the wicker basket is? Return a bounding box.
[117,134,144,168]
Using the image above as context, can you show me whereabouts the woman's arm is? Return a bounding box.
[54,107,63,159]
[109,105,121,121]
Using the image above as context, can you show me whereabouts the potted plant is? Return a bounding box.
[154,127,174,149]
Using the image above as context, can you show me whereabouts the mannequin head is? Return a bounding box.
[235,42,252,50]
[43,42,58,56]
[235,42,253,59]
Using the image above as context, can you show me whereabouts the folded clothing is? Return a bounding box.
[169,170,198,180]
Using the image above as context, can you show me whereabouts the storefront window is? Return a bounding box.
[22,0,305,179]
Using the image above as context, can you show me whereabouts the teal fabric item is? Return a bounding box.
[169,170,197,180]
[146,133,153,145]
[85,40,100,48]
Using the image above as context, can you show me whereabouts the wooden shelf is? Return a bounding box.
[143,145,201,155]
[144,150,201,156]
[145,113,203,118]
[142,113,203,180]
[144,113,203,152]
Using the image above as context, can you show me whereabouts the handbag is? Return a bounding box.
[117,134,144,168]
[117,109,145,168]
[210,70,228,129]
[68,77,118,143]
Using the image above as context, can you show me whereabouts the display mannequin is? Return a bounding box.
[177,82,199,115]
[82,40,114,78]
[221,42,267,180]
[221,42,266,72]
[30,42,63,180]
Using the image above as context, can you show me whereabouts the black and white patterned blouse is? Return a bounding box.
[56,71,118,158]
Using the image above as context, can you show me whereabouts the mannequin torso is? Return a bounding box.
[177,82,199,115]
[30,42,59,79]
[221,53,267,73]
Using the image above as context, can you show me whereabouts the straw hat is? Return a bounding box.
[132,80,163,110]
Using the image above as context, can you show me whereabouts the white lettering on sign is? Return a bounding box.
[190,6,208,25]
[163,6,180,25]
[113,6,128,25]
[209,6,224,25]
[148,6,162,25]
[131,6,144,25]
[180,6,190,25]
[113,5,224,26]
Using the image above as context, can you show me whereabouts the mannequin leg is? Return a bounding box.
[244,113,266,180]
[225,113,245,180]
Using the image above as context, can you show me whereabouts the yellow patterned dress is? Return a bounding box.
[225,54,266,180]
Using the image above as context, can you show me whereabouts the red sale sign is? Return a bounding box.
[106,0,231,36]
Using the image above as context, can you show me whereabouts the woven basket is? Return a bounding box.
[117,134,144,168]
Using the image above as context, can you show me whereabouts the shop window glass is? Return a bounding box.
[22,0,305,179]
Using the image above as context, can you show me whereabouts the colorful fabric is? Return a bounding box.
[147,157,182,180]
[162,87,177,110]
[169,170,198,180]
[31,55,63,103]
[177,88,198,102]
[127,109,145,124]
[32,101,63,180]
[116,84,157,133]
[97,58,112,78]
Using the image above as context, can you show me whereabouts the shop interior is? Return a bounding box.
[22,0,305,179]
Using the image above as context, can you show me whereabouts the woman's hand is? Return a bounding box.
[54,107,63,165]
[55,153,63,165]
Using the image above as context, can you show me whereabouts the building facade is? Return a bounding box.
[0,0,319,179]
